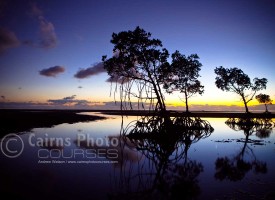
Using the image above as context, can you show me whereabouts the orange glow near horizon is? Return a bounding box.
[166,98,262,108]
[1,95,263,107]
[1,87,272,110]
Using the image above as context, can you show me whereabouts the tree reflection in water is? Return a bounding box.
[215,117,274,182]
[110,115,214,199]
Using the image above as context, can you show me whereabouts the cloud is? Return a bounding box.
[63,95,76,100]
[0,99,95,109]
[73,51,124,80]
[0,3,57,53]
[106,75,131,84]
[74,62,105,79]
[31,3,57,49]
[73,60,130,84]
[78,86,83,89]
[48,95,90,106]
[0,27,20,54]
[38,18,57,49]
[31,3,43,16]
[39,66,65,77]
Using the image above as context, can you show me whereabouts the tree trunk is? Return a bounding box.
[154,84,165,112]
[145,67,166,112]
[185,91,189,113]
[156,81,166,112]
[244,101,249,113]
[149,75,166,112]
[241,95,249,113]
[185,100,189,113]
[265,103,268,112]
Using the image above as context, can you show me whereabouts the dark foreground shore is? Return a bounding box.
[0,109,106,137]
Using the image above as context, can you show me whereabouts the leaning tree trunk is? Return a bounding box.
[241,95,249,113]
[146,67,166,113]
[156,81,166,112]
[152,82,165,112]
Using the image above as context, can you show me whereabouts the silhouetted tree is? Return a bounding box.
[214,67,267,113]
[255,93,272,113]
[102,26,170,112]
[164,51,204,112]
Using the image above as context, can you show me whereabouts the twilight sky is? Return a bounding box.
[0,0,274,111]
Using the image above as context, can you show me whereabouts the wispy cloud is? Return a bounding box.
[30,3,57,49]
[31,3,43,16]
[74,61,130,84]
[74,62,105,79]
[39,66,65,77]
[38,18,57,49]
[74,51,123,80]
[0,27,20,54]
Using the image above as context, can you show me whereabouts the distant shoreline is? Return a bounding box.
[0,109,274,137]
[1,108,274,117]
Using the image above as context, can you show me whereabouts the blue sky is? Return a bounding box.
[0,0,274,111]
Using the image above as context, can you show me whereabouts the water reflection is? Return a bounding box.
[226,117,274,139]
[110,115,214,199]
[75,135,141,168]
[214,117,273,182]
[1,113,274,199]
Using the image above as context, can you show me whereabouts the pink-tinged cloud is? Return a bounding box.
[0,27,20,54]
[74,62,105,79]
[39,66,65,77]
[30,4,57,49]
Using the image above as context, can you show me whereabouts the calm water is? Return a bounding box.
[0,113,274,200]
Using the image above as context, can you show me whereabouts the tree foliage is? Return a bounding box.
[102,26,170,112]
[255,93,272,112]
[164,50,204,112]
[214,67,267,113]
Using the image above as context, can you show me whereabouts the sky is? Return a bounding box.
[0,0,274,111]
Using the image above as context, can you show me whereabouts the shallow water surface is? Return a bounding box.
[0,113,274,199]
